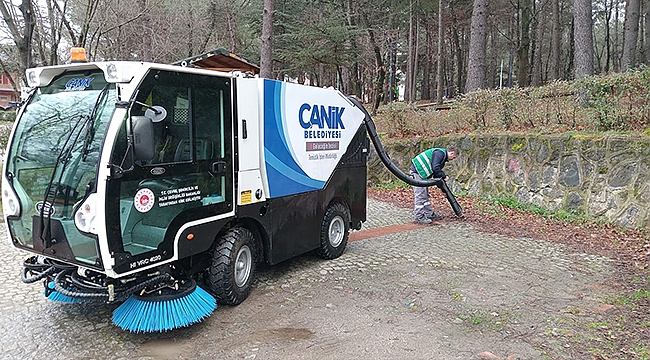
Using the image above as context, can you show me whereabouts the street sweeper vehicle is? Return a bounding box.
[3,52,461,333]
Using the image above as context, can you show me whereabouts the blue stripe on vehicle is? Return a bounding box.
[263,80,325,197]
[265,150,325,196]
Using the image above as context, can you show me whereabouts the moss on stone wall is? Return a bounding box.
[369,134,650,228]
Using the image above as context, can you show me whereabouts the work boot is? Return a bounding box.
[428,213,443,221]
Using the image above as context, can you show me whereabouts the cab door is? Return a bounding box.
[106,70,234,274]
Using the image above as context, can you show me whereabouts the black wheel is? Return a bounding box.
[317,202,350,259]
[207,227,256,305]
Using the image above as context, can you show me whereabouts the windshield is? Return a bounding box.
[6,70,115,267]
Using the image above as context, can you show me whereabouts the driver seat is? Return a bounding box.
[174,138,214,162]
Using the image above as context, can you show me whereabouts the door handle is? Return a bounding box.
[211,161,228,175]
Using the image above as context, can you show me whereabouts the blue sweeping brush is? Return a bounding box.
[112,278,216,333]
[44,281,90,303]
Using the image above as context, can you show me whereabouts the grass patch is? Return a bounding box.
[587,321,612,330]
[604,293,633,306]
[632,289,650,301]
[589,348,609,358]
[457,309,515,331]
[449,290,463,301]
[604,288,650,306]
[566,307,584,315]
[632,343,650,359]
[485,194,553,216]
[476,194,598,225]
[371,180,410,191]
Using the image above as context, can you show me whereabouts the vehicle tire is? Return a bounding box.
[317,202,350,260]
[207,226,256,305]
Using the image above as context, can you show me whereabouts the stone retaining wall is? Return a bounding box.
[368,134,650,228]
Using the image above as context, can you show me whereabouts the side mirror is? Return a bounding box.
[131,116,155,160]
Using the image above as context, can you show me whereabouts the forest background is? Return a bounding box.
[0,0,649,136]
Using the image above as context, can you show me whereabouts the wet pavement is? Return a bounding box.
[0,198,620,359]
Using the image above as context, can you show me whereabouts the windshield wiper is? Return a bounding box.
[40,113,92,247]
[82,84,111,161]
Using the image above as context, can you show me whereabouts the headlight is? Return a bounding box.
[27,70,38,87]
[75,193,98,234]
[2,177,21,217]
[106,63,118,80]
[76,211,87,227]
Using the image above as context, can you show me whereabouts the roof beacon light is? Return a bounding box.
[71,47,88,63]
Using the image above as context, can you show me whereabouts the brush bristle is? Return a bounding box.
[112,285,216,333]
[44,282,90,303]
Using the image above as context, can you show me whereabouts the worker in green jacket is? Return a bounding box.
[410,146,459,224]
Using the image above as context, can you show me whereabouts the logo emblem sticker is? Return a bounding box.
[150,167,166,176]
[65,77,94,91]
[35,201,55,216]
[134,188,155,213]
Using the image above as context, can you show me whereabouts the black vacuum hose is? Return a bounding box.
[347,96,463,217]
[51,269,173,303]
[53,269,109,300]
[21,265,56,284]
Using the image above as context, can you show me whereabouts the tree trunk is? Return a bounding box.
[517,0,532,87]
[21,0,35,69]
[614,0,621,71]
[388,30,398,102]
[451,10,465,94]
[604,0,612,72]
[138,0,152,62]
[260,0,274,78]
[488,26,499,88]
[412,17,420,101]
[422,21,433,100]
[198,0,219,53]
[360,8,385,114]
[0,0,37,78]
[346,0,362,98]
[43,0,59,65]
[466,0,488,92]
[622,0,641,70]
[406,0,414,102]
[78,0,101,49]
[225,1,238,53]
[531,0,548,86]
[551,0,561,79]
[574,0,594,78]
[436,0,444,104]
[634,0,646,66]
[506,18,518,88]
[646,0,650,64]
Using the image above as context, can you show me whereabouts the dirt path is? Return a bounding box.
[366,188,650,359]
